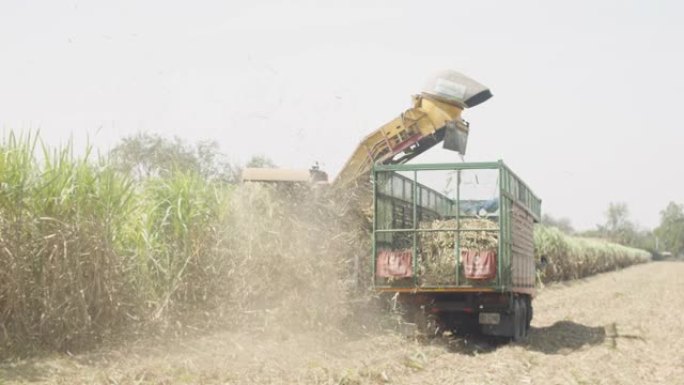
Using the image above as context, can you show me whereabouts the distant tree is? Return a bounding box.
[195,140,241,183]
[110,132,239,182]
[542,213,574,234]
[600,202,638,245]
[110,132,197,179]
[654,202,684,255]
[605,202,631,234]
[245,155,277,168]
[628,228,656,252]
[579,202,656,251]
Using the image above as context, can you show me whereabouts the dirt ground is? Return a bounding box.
[2,261,683,385]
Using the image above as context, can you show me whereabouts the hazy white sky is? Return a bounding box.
[1,0,682,230]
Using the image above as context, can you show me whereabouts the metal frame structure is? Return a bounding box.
[372,160,541,293]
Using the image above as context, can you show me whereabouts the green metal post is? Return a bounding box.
[372,170,377,287]
[412,170,418,286]
[455,169,461,286]
[497,163,504,289]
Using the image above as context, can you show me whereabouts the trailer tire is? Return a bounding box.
[511,297,531,342]
[520,298,529,339]
[512,299,524,342]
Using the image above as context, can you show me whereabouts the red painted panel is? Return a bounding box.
[461,249,497,280]
[376,249,413,278]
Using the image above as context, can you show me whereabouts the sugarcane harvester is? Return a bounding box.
[242,71,540,341]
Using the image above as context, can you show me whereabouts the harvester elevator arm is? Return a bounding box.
[333,70,492,189]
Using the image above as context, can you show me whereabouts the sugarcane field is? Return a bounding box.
[1,2,684,385]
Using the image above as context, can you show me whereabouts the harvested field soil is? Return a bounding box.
[2,262,683,385]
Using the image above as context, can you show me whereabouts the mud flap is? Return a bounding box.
[442,121,468,155]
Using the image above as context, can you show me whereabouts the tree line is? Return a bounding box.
[543,202,684,258]
[109,132,276,183]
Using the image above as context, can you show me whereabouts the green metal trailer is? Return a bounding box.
[372,160,541,340]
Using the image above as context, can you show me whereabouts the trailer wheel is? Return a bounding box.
[511,304,520,342]
[512,297,528,342]
[525,297,533,330]
[520,297,532,339]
